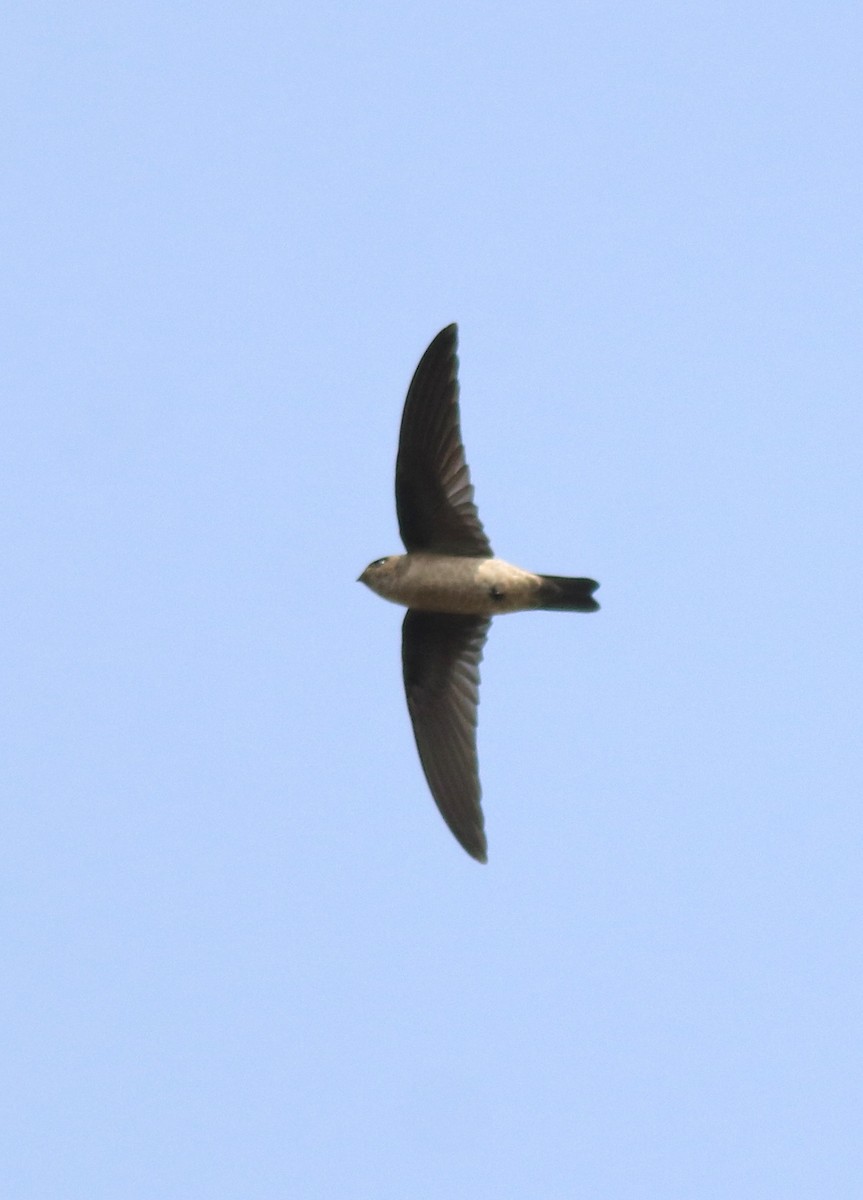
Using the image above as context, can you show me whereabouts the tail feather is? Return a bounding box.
[537,575,600,613]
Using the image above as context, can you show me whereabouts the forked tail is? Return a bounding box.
[537,575,600,613]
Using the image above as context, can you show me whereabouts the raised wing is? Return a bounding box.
[395,325,493,557]
[402,609,490,862]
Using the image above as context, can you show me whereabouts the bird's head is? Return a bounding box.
[358,555,403,598]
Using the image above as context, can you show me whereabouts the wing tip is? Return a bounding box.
[429,322,458,354]
[455,826,488,864]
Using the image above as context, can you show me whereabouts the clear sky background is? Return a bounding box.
[3,3,861,1197]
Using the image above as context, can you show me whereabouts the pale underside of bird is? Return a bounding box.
[359,324,599,862]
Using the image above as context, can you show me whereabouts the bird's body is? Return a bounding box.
[359,324,599,862]
[361,552,599,618]
[361,554,549,616]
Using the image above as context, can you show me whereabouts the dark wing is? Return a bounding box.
[402,610,490,863]
[396,325,493,557]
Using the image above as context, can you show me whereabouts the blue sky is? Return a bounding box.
[3,2,861,1196]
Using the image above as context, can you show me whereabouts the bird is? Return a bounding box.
[359,324,599,862]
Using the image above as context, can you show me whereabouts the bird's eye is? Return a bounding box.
[372,557,388,568]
